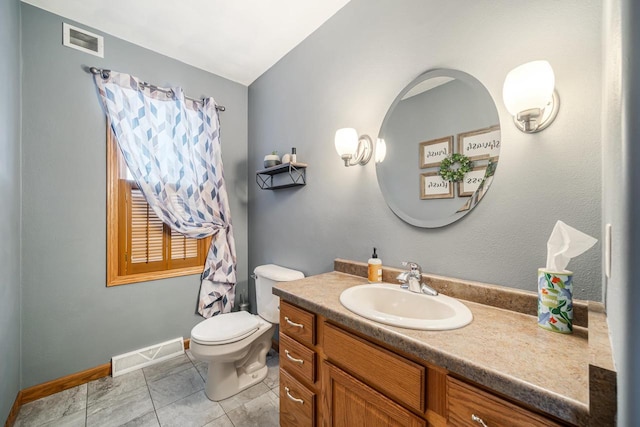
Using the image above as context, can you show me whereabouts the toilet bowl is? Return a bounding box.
[190,264,304,401]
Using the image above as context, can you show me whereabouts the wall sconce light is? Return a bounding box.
[502,60,560,133]
[334,128,373,167]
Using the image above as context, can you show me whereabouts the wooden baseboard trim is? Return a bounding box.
[10,334,260,422]
[8,336,193,424]
[19,362,111,406]
[4,390,22,427]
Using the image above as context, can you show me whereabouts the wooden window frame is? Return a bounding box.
[106,127,210,286]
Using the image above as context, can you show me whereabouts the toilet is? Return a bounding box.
[190,264,304,401]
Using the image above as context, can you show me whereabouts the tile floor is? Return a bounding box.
[15,349,280,427]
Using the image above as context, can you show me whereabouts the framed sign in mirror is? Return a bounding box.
[459,125,501,160]
[420,172,454,200]
[419,136,453,168]
[458,166,487,197]
[376,69,501,228]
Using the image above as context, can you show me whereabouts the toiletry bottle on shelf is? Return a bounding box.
[291,147,297,163]
[368,248,382,283]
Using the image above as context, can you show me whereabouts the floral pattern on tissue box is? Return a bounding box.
[537,269,573,334]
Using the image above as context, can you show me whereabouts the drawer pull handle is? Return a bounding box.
[285,316,304,329]
[285,349,304,364]
[471,414,488,427]
[285,386,304,404]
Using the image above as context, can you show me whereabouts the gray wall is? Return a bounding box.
[248,0,602,305]
[20,4,248,387]
[0,0,22,421]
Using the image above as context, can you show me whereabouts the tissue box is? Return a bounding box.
[537,268,573,333]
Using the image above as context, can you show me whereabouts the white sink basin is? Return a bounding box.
[340,283,473,330]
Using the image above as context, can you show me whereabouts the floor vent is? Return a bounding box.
[62,23,104,58]
[112,337,184,377]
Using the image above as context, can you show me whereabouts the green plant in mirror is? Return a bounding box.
[439,153,472,182]
[485,159,498,178]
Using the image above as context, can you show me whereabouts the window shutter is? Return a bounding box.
[170,229,199,260]
[130,188,164,264]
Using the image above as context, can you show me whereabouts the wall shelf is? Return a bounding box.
[256,162,307,190]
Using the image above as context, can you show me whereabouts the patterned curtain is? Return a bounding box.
[94,70,236,317]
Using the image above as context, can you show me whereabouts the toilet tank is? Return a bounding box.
[254,264,304,323]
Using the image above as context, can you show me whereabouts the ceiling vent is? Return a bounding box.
[62,23,104,58]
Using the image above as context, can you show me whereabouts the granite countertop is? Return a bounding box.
[273,270,592,426]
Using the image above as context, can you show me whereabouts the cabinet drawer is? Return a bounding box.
[447,377,563,427]
[280,301,316,346]
[279,333,316,383]
[280,368,315,427]
[323,323,426,413]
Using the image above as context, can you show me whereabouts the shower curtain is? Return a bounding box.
[94,70,236,317]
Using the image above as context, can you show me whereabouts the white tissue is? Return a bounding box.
[545,220,597,272]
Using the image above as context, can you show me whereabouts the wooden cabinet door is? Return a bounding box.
[322,362,426,427]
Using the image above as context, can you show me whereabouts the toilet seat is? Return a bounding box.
[191,311,262,345]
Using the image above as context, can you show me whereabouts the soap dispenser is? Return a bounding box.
[368,248,382,283]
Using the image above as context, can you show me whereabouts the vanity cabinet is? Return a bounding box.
[279,301,445,427]
[278,300,566,427]
[279,301,318,427]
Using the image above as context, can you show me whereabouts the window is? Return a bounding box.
[107,127,211,286]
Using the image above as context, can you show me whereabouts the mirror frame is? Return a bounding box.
[376,68,500,228]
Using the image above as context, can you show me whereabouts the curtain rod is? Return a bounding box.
[87,67,226,112]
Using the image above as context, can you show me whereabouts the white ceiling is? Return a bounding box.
[22,0,351,85]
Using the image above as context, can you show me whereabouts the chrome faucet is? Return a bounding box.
[396,261,438,296]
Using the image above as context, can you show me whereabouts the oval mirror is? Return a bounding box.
[376,69,501,228]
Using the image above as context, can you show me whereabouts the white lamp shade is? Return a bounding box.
[503,60,555,116]
[335,128,358,157]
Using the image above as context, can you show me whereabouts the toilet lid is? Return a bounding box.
[191,311,261,344]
